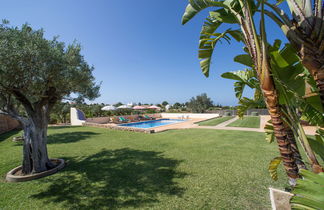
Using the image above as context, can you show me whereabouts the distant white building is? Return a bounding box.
[165,104,171,111]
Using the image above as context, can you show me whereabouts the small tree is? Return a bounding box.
[172,102,182,109]
[114,102,123,107]
[187,93,213,113]
[0,22,100,174]
[161,101,169,106]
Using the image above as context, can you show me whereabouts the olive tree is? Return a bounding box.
[187,93,213,113]
[0,22,100,175]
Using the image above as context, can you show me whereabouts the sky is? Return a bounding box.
[0,0,288,106]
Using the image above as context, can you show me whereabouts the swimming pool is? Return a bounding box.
[119,119,186,129]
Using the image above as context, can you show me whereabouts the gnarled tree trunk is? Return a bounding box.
[21,109,52,174]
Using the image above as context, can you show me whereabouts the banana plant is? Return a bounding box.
[290,169,324,209]
[182,0,301,185]
[262,0,324,109]
[268,41,324,174]
[224,40,324,179]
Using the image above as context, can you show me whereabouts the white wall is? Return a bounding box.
[161,113,219,119]
[70,108,86,126]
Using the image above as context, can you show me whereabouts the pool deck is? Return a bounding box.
[153,118,203,132]
[84,116,318,135]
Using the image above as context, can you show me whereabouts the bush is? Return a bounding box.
[251,112,259,116]
[186,93,213,113]
[224,112,231,116]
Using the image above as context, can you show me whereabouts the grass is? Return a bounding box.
[227,116,261,128]
[198,116,234,126]
[0,126,286,209]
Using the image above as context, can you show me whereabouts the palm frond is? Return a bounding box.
[291,169,324,209]
[199,26,242,77]
[268,157,282,181]
[182,0,226,25]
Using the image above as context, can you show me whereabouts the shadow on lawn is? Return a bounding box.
[32,148,186,209]
[0,129,21,143]
[48,126,78,130]
[47,131,99,144]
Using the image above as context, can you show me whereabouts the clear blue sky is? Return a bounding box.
[0,0,287,106]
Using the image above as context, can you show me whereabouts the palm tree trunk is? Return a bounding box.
[286,127,307,170]
[262,89,300,185]
[240,1,301,184]
[299,46,324,108]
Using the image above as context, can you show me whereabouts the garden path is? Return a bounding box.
[194,115,316,135]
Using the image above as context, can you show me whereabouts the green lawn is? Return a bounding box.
[198,116,234,126]
[0,126,286,209]
[227,116,261,128]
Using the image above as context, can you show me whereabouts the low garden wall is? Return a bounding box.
[84,122,154,133]
[0,114,21,134]
[206,109,269,116]
[161,113,219,119]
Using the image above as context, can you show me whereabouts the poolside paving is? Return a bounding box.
[192,115,317,135]
[85,115,318,135]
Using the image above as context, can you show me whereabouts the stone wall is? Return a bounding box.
[84,122,154,133]
[206,109,269,116]
[161,113,219,119]
[0,114,21,134]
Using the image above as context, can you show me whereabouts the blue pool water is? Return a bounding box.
[119,119,186,129]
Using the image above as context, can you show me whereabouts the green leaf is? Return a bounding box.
[209,8,236,23]
[234,81,245,99]
[227,30,243,42]
[269,39,282,52]
[182,0,226,25]
[236,97,264,118]
[200,58,212,77]
[291,169,324,209]
[271,50,290,68]
[275,0,285,5]
[279,44,299,64]
[305,95,324,114]
[268,157,282,181]
[234,54,253,67]
[264,123,275,143]
[221,71,244,81]
[301,100,324,127]
[198,28,241,77]
[307,129,324,162]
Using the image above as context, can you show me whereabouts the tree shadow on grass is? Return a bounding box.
[32,148,186,209]
[48,126,79,130]
[0,129,21,143]
[47,131,99,144]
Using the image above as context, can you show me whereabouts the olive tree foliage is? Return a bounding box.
[0,22,100,174]
[187,93,213,113]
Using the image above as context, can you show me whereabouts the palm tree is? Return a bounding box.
[221,67,306,171]
[223,39,324,172]
[181,0,322,185]
[263,0,324,108]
